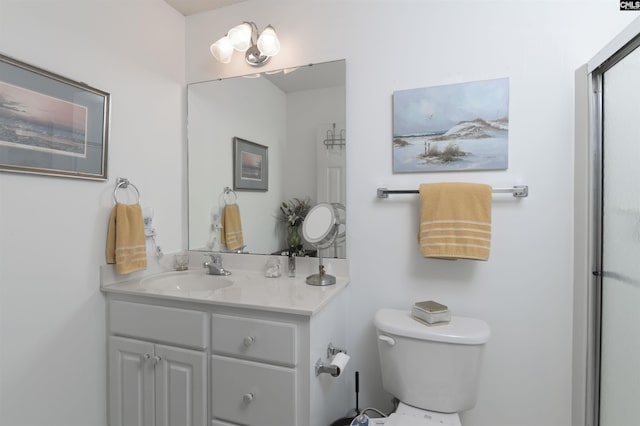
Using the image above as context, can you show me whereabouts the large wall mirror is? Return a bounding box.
[188,59,346,258]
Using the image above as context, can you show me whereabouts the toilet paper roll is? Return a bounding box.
[331,352,350,377]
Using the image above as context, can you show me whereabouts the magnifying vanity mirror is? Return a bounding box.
[302,202,346,286]
[187,60,346,258]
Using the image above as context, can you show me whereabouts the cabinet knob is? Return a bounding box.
[243,393,254,404]
[143,353,151,361]
[153,355,162,364]
[243,336,256,347]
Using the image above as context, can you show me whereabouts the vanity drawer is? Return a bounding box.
[211,313,297,366]
[110,300,209,349]
[211,355,296,426]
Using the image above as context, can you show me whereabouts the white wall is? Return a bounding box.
[284,85,345,203]
[187,2,635,425]
[0,0,185,424]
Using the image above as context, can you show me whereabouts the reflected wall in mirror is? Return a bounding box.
[188,60,346,258]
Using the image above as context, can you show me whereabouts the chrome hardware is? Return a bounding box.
[315,358,340,377]
[377,335,396,346]
[203,253,231,276]
[142,353,163,366]
[113,177,141,204]
[323,123,346,149]
[327,342,346,358]
[243,336,256,347]
[377,185,529,199]
[223,187,238,204]
[243,393,254,404]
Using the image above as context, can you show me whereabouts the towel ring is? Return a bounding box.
[223,187,238,205]
[113,178,141,205]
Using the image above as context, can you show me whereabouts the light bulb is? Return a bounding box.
[210,36,234,63]
[257,25,280,57]
[227,23,252,52]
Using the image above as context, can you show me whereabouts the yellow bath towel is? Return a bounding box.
[106,203,147,274]
[419,183,492,261]
[221,204,244,251]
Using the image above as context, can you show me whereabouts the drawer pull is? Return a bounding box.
[243,336,256,347]
[243,393,254,404]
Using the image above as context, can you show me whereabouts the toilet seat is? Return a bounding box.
[381,402,462,426]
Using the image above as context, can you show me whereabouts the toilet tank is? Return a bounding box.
[374,308,490,413]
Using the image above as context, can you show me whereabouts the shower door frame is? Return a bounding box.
[583,17,640,426]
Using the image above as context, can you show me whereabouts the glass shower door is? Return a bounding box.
[599,41,640,426]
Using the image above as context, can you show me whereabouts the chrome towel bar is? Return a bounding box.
[376,185,528,199]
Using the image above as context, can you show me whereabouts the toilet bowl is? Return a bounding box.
[374,308,490,426]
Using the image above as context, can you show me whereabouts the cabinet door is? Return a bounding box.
[155,344,207,426]
[109,336,155,426]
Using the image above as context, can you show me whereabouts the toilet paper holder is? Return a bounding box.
[315,343,348,377]
[327,342,346,358]
[315,358,338,376]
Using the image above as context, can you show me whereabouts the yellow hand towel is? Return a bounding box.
[221,203,244,251]
[106,203,147,274]
[419,182,492,261]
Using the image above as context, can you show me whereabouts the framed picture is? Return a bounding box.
[0,53,110,180]
[233,137,268,191]
[393,77,509,173]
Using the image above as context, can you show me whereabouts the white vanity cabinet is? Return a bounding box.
[104,267,350,426]
[108,337,207,426]
[107,300,209,426]
[209,312,299,425]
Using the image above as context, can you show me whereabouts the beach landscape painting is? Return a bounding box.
[393,78,509,173]
[241,150,262,180]
[0,81,88,157]
[0,54,109,180]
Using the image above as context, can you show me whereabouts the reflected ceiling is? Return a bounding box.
[164,0,246,16]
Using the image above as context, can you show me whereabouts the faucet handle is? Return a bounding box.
[207,253,222,263]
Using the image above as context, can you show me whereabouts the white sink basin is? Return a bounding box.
[140,270,233,293]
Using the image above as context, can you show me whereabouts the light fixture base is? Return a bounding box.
[245,45,270,67]
[306,273,337,286]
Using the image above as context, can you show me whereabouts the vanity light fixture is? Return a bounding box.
[210,22,281,67]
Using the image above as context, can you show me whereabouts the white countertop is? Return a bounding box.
[101,252,350,317]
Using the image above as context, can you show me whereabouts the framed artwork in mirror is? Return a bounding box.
[0,53,110,180]
[233,136,268,191]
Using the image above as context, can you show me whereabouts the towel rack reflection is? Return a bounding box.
[113,177,141,204]
[323,123,346,149]
[223,186,238,204]
[376,185,528,199]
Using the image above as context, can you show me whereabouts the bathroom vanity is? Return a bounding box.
[101,253,350,426]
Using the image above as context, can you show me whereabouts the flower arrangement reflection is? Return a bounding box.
[279,197,311,254]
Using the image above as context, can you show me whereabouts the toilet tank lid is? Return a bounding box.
[374,308,490,345]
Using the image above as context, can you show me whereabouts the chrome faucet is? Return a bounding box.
[203,253,231,276]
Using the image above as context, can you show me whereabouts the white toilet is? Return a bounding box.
[374,308,490,426]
